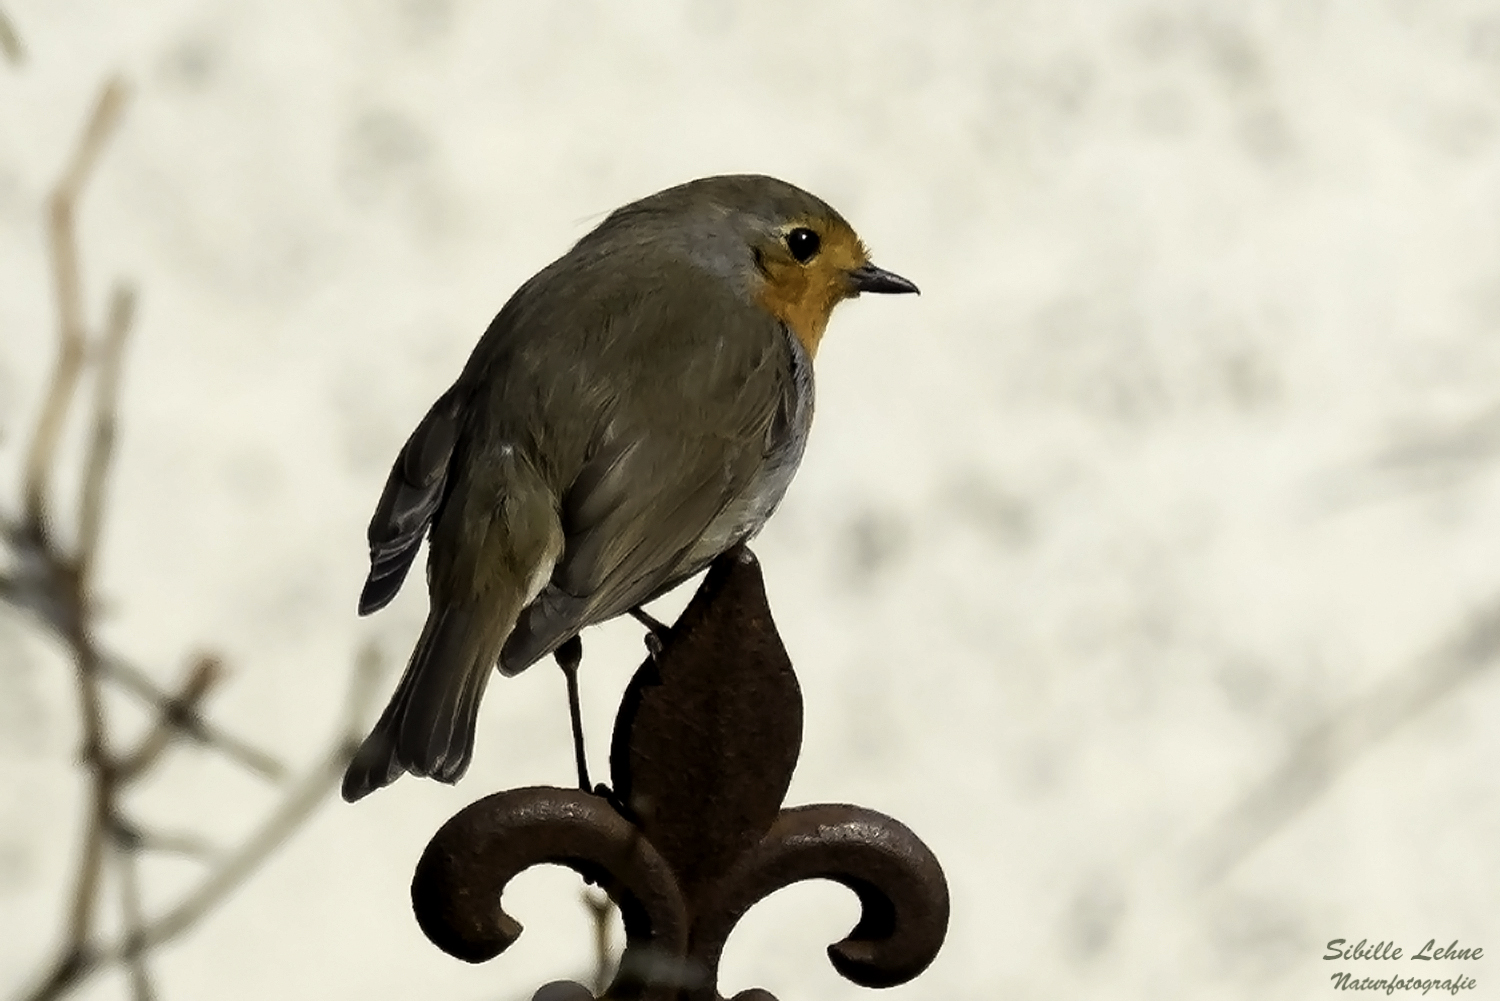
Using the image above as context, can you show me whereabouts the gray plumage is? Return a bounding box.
[343,176,839,802]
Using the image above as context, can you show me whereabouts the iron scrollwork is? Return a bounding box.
[411,547,948,1000]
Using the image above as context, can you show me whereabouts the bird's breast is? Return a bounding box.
[686,325,815,562]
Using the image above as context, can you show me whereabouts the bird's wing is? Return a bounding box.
[498,300,795,672]
[358,389,463,614]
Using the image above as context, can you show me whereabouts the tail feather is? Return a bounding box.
[341,606,504,802]
[346,443,565,803]
[395,607,490,780]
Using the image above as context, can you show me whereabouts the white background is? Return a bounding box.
[1,2,1497,999]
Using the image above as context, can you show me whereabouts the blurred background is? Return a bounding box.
[2,2,1498,998]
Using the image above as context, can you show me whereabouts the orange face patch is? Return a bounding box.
[754,219,870,358]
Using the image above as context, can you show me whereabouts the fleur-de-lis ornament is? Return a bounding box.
[411,547,949,1000]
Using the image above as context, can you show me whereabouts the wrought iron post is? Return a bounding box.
[411,547,949,1000]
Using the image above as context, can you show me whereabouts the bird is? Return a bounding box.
[342,174,917,802]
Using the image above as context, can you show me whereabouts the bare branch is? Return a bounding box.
[60,598,109,971]
[99,651,286,781]
[0,520,82,638]
[4,76,131,1001]
[0,563,282,784]
[108,646,384,960]
[113,840,157,1001]
[76,285,135,580]
[55,79,130,213]
[0,7,23,65]
[133,829,220,864]
[1191,600,1500,883]
[58,793,106,979]
[2,531,281,783]
[24,78,129,533]
[116,655,223,783]
[8,70,386,1001]
[17,645,385,1001]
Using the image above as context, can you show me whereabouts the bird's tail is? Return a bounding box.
[342,604,511,802]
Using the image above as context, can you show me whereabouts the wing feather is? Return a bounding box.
[358,390,462,615]
[497,303,793,673]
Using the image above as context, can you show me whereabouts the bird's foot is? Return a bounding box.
[629,606,669,659]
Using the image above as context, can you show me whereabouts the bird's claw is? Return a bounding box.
[594,782,620,807]
[629,606,669,659]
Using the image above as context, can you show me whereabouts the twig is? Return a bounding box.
[4,72,387,1001]
[116,656,224,782]
[100,651,285,781]
[120,646,382,954]
[26,82,135,981]
[76,285,134,581]
[1191,599,1500,883]
[0,572,288,778]
[24,77,128,533]
[0,7,22,65]
[131,829,219,864]
[113,836,156,1001]
[18,646,386,1001]
[60,621,107,968]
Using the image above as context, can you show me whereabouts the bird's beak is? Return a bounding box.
[848,262,920,296]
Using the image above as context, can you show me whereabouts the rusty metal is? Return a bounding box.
[411,546,948,1000]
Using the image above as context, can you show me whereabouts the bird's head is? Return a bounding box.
[597,174,918,357]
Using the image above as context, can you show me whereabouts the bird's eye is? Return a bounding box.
[785,227,821,263]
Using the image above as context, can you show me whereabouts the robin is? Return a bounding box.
[342,174,917,802]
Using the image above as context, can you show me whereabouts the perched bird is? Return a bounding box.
[342,174,917,802]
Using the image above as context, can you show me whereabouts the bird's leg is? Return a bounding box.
[554,636,590,792]
[629,606,670,658]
